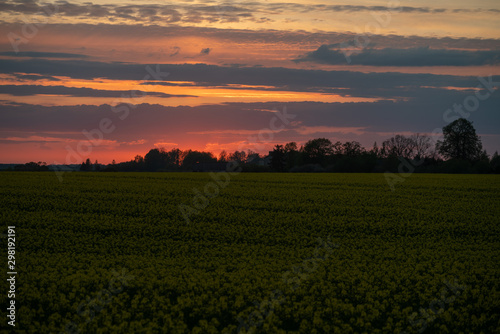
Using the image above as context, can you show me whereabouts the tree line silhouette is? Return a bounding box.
[9,118,500,174]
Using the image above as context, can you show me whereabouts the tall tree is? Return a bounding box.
[218,150,228,163]
[269,144,285,171]
[284,142,300,169]
[181,150,216,169]
[246,151,261,164]
[491,151,500,174]
[371,142,380,158]
[144,148,164,171]
[284,142,298,153]
[303,138,333,164]
[80,158,92,171]
[381,135,415,159]
[437,118,483,161]
[165,148,183,168]
[411,133,432,159]
[229,151,246,164]
[342,141,365,157]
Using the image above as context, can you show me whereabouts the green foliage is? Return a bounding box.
[1,172,499,333]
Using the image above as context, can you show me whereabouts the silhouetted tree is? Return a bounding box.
[246,151,261,164]
[165,148,182,169]
[332,141,343,156]
[229,151,246,164]
[218,150,228,163]
[437,118,483,161]
[284,142,298,152]
[303,138,333,165]
[144,148,164,171]
[134,155,144,164]
[269,145,286,171]
[80,158,92,171]
[472,150,491,174]
[181,150,216,170]
[284,142,300,170]
[382,135,415,159]
[411,133,432,159]
[17,128,493,174]
[113,155,145,171]
[342,141,365,157]
[371,142,380,158]
[14,161,48,171]
[491,151,500,173]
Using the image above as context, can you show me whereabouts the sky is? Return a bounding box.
[0,0,499,164]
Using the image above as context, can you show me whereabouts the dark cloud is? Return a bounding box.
[1,100,498,153]
[0,85,197,98]
[138,80,485,102]
[211,2,497,15]
[295,46,500,66]
[169,47,180,57]
[2,23,498,53]
[315,5,438,13]
[0,0,498,25]
[200,48,211,55]
[0,58,496,100]
[14,74,61,81]
[0,51,88,59]
[0,1,244,24]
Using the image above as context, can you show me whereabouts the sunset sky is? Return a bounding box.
[0,0,499,164]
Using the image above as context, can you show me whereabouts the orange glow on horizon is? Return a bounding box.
[0,76,388,106]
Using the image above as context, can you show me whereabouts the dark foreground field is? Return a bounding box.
[1,172,499,333]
